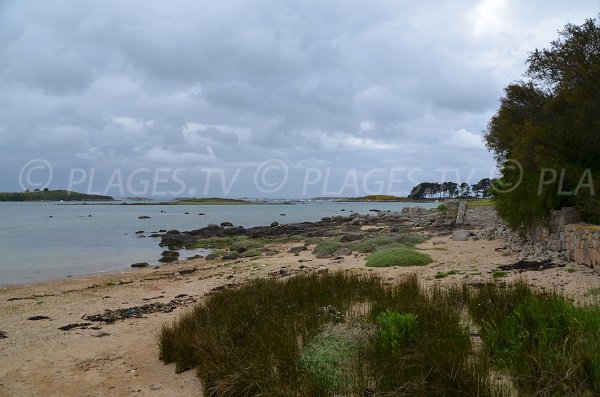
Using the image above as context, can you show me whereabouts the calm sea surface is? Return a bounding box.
[0,201,436,285]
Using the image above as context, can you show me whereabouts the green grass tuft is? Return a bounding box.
[366,247,432,267]
[312,240,343,257]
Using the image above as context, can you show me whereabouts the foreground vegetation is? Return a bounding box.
[159,272,600,396]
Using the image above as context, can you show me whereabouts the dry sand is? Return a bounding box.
[2,235,600,396]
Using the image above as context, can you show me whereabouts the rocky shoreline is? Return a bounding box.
[155,204,569,268]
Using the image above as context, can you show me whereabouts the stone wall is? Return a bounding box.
[549,207,600,270]
[564,224,600,269]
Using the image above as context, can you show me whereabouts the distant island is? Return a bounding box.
[0,189,114,202]
[172,197,253,205]
[332,195,430,202]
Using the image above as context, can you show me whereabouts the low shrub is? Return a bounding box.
[312,240,342,257]
[366,247,432,267]
[375,310,417,352]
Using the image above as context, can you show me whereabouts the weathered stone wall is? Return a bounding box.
[549,207,600,270]
[445,201,460,221]
[564,224,600,269]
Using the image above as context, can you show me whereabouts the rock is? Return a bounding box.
[0,330,7,338]
[452,231,470,241]
[432,240,446,245]
[321,217,332,222]
[288,246,308,254]
[91,330,110,337]
[221,252,240,260]
[339,234,362,243]
[167,229,180,234]
[205,253,220,260]
[160,232,196,247]
[149,233,162,237]
[150,384,162,391]
[135,230,144,234]
[207,224,220,230]
[317,266,329,274]
[198,213,205,215]
[131,262,150,268]
[138,216,151,219]
[221,222,234,227]
[159,250,179,263]
[352,218,365,226]
[159,229,167,233]
[280,213,286,216]
[27,315,51,321]
[270,222,279,227]
[333,247,352,256]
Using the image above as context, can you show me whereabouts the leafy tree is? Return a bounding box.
[471,178,492,198]
[459,182,471,197]
[485,16,600,230]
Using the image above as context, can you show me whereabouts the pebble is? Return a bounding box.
[91,330,111,337]
[150,384,162,391]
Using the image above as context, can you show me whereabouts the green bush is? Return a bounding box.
[312,240,342,257]
[229,237,263,253]
[437,203,448,215]
[300,330,360,394]
[366,247,432,267]
[375,310,417,352]
[347,234,426,253]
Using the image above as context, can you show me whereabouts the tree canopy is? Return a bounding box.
[485,16,600,230]
[408,179,491,199]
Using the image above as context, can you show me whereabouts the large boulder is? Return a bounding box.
[160,232,197,247]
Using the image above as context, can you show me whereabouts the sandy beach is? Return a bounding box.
[2,227,600,396]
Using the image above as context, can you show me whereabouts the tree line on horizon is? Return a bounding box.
[408,178,492,199]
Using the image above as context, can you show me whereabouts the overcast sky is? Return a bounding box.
[0,1,597,198]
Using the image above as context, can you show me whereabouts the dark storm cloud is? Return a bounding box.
[0,0,598,197]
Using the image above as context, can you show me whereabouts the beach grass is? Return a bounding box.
[159,273,502,396]
[468,281,600,396]
[160,274,600,396]
[468,199,495,207]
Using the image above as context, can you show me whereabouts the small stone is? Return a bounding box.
[333,247,352,256]
[91,330,110,337]
[150,384,162,391]
[317,267,329,274]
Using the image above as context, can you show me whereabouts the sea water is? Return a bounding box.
[0,201,437,285]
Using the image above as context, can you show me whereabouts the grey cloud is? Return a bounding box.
[0,0,598,197]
